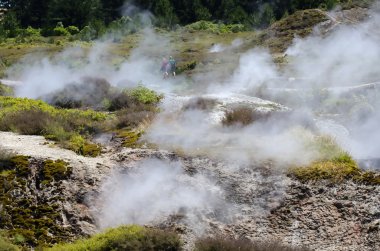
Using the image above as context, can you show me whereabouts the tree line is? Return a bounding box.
[0,0,370,30]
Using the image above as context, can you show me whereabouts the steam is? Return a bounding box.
[93,159,231,232]
[121,2,153,26]
[4,1,380,236]
[209,39,243,53]
[7,2,181,99]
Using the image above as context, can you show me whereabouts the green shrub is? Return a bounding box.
[53,26,70,36]
[48,225,181,251]
[128,85,163,105]
[24,26,40,37]
[66,26,80,35]
[0,108,55,135]
[67,134,101,157]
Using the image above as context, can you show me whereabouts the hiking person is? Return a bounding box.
[169,56,176,77]
[160,57,169,79]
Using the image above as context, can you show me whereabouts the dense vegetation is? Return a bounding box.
[0,83,162,156]
[0,0,373,40]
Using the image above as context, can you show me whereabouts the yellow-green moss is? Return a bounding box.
[290,152,380,185]
[82,143,102,157]
[117,130,142,148]
[67,134,101,157]
[41,160,72,185]
[0,156,74,248]
[10,156,30,178]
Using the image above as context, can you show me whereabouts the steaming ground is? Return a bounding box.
[2,4,380,250]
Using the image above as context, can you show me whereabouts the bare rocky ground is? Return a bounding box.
[1,6,379,250]
[0,131,379,251]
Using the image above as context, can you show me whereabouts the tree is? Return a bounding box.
[193,0,212,21]
[153,0,178,27]
[47,0,102,28]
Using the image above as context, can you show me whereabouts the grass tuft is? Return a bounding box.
[289,136,380,185]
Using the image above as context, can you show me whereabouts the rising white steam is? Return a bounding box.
[93,159,231,232]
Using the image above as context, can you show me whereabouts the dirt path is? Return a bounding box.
[0,131,117,172]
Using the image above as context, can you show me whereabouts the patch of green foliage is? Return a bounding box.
[186,21,246,34]
[47,225,181,251]
[45,82,161,141]
[67,134,101,157]
[128,85,163,105]
[0,96,107,156]
[289,136,380,184]
[66,26,80,35]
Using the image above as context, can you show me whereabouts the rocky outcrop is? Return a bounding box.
[1,133,379,250]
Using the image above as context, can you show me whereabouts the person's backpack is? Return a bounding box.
[169,59,176,69]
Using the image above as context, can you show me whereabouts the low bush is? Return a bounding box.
[67,134,101,157]
[128,85,163,105]
[53,26,70,36]
[46,77,112,109]
[222,107,269,127]
[24,26,41,37]
[48,225,181,251]
[66,26,80,35]
[0,108,54,135]
[46,79,162,112]
[116,106,156,129]
[195,236,310,251]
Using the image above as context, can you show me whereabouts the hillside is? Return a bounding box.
[1,3,380,251]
